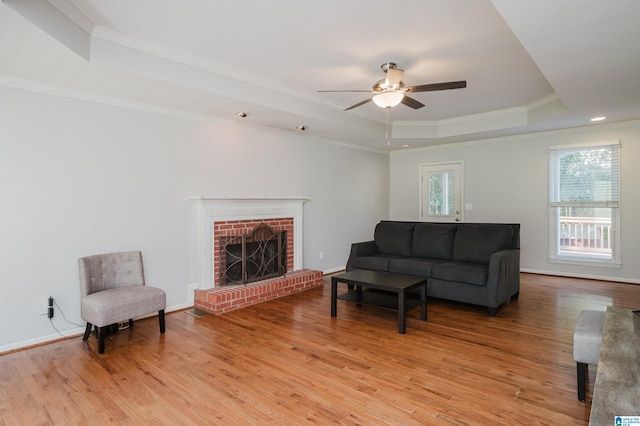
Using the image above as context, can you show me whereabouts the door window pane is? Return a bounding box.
[428,171,454,216]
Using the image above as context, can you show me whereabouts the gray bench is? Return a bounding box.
[573,310,605,401]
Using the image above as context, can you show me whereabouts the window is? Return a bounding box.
[549,141,620,264]
[428,171,454,215]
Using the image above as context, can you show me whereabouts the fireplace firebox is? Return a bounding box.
[219,223,287,285]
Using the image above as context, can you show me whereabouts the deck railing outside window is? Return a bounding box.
[559,216,611,255]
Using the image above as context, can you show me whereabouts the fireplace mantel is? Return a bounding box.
[191,196,310,289]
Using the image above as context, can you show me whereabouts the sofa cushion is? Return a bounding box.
[350,254,393,272]
[431,262,488,286]
[411,223,457,260]
[374,222,414,257]
[388,258,442,277]
[452,224,514,264]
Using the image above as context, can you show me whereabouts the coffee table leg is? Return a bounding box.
[398,290,406,334]
[331,278,337,317]
[420,283,427,321]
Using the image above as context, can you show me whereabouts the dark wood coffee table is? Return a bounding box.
[331,270,427,334]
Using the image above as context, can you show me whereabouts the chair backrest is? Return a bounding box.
[78,251,145,297]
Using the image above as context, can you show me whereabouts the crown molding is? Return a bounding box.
[8,75,635,157]
[392,93,564,139]
[391,118,640,155]
[0,75,226,123]
[0,75,388,155]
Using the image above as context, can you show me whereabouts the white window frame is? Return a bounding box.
[548,141,621,266]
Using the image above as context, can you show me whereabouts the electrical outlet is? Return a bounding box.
[48,297,54,319]
[39,299,47,315]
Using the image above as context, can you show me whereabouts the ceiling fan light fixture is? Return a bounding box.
[373,92,404,108]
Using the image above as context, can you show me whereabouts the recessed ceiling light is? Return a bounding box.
[296,125,308,132]
[590,116,606,122]
[236,112,248,118]
[401,144,411,148]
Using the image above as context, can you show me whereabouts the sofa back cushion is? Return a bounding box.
[374,222,414,257]
[411,223,457,260]
[452,224,514,264]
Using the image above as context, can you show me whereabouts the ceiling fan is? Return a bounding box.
[319,62,467,111]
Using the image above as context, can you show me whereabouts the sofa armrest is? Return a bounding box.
[486,248,520,307]
[346,240,376,271]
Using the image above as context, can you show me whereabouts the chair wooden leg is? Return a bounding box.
[82,323,93,341]
[159,309,165,333]
[577,362,587,401]
[128,319,133,329]
[98,326,106,354]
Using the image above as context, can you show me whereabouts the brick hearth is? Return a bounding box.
[194,269,323,315]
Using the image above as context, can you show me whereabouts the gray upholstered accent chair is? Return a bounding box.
[79,251,166,354]
[573,309,605,401]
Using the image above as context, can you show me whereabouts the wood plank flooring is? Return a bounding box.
[2,273,639,425]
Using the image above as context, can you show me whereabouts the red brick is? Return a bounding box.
[215,301,233,310]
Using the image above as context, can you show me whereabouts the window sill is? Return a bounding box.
[549,258,621,268]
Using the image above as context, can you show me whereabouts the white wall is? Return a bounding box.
[0,86,390,351]
[390,121,640,283]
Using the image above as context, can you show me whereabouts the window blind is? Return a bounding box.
[549,141,620,207]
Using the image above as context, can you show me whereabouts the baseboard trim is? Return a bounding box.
[0,303,194,355]
[322,266,346,275]
[520,268,640,285]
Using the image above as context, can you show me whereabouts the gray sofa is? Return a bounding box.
[346,221,520,316]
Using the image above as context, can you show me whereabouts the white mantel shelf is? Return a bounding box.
[191,196,310,289]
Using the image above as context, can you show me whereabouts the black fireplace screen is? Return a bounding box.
[219,223,287,285]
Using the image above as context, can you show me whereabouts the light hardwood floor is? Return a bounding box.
[2,273,639,425]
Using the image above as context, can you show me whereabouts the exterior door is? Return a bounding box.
[420,162,463,223]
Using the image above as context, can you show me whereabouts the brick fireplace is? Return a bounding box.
[191,197,323,314]
[214,218,293,286]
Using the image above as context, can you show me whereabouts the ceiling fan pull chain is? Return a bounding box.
[386,107,390,147]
